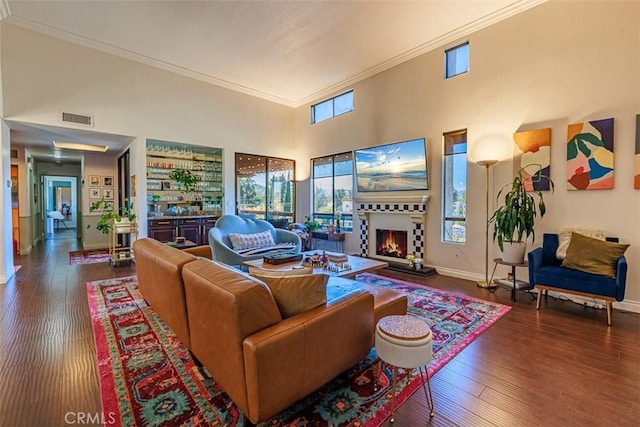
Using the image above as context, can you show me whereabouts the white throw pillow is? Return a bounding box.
[229,230,275,250]
[556,227,606,259]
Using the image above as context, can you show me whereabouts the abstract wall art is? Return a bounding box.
[513,127,551,191]
[635,114,640,189]
[566,117,614,190]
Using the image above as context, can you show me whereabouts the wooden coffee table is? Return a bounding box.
[243,251,388,278]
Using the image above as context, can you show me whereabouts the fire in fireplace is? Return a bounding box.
[376,229,408,259]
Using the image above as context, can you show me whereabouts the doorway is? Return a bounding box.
[43,175,78,237]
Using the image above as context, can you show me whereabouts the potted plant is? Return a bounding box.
[304,216,322,232]
[87,197,137,234]
[489,166,554,263]
[169,168,197,193]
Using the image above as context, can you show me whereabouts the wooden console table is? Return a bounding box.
[311,231,345,252]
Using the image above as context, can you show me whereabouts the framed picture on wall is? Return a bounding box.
[102,188,114,200]
[130,174,137,196]
[103,176,114,187]
[89,175,100,187]
[89,189,101,199]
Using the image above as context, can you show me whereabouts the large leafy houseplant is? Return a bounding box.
[169,168,197,193]
[88,197,137,234]
[489,166,554,256]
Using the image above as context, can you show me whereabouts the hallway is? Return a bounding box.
[1,234,136,426]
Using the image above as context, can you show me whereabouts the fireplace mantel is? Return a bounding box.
[354,194,430,206]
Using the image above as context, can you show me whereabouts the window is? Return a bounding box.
[442,130,467,243]
[445,42,469,78]
[311,152,353,232]
[311,90,354,124]
[235,153,295,227]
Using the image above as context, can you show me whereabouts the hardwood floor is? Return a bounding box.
[1,235,638,426]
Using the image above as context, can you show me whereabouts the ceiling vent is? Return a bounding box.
[61,111,93,127]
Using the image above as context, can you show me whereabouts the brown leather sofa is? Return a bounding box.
[132,238,211,349]
[132,237,407,424]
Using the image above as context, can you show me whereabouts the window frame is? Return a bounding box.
[235,153,295,224]
[311,152,354,232]
[442,129,468,244]
[311,90,354,124]
[445,41,469,79]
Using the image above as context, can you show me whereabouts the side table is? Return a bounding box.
[375,315,434,423]
[489,258,532,302]
[311,231,345,252]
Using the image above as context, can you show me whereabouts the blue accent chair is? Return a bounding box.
[209,215,302,266]
[528,233,628,325]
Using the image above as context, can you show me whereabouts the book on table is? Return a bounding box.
[327,253,348,263]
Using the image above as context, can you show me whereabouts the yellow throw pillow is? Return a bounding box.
[555,227,606,259]
[250,272,328,318]
[561,233,629,278]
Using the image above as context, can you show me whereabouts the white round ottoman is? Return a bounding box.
[375,314,434,423]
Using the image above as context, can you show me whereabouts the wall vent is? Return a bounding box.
[61,111,93,127]
[10,149,18,159]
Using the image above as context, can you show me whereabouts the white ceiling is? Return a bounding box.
[2,0,545,163]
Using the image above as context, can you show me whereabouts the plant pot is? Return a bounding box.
[113,218,132,233]
[501,241,527,264]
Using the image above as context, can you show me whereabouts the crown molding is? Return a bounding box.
[0,0,11,19]
[3,15,298,107]
[294,0,548,107]
[3,0,546,108]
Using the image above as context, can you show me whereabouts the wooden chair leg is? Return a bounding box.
[606,301,612,326]
[536,287,543,310]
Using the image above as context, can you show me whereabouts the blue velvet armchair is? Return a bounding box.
[209,215,302,266]
[528,233,628,325]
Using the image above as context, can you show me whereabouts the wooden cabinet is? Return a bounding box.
[200,217,217,246]
[148,216,217,244]
[148,218,178,243]
[178,218,202,245]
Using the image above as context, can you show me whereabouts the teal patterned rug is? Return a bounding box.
[87,273,510,426]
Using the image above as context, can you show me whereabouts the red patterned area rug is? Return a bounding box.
[69,249,110,265]
[87,273,510,426]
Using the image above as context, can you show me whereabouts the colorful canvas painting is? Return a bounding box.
[566,118,614,190]
[635,114,640,189]
[513,128,551,191]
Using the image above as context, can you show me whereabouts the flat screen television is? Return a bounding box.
[354,138,428,192]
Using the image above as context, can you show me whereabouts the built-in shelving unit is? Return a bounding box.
[146,140,224,216]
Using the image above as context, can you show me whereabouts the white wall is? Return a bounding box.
[0,21,296,249]
[294,0,640,308]
[1,23,296,159]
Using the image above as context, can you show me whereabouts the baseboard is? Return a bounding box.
[434,265,640,314]
[432,265,484,282]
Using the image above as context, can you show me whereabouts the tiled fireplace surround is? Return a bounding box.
[355,195,430,265]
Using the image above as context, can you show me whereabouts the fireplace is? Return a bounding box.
[376,229,408,259]
[355,194,430,265]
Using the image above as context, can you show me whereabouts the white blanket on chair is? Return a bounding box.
[235,243,296,256]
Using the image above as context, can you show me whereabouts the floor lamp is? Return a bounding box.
[477,159,498,288]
